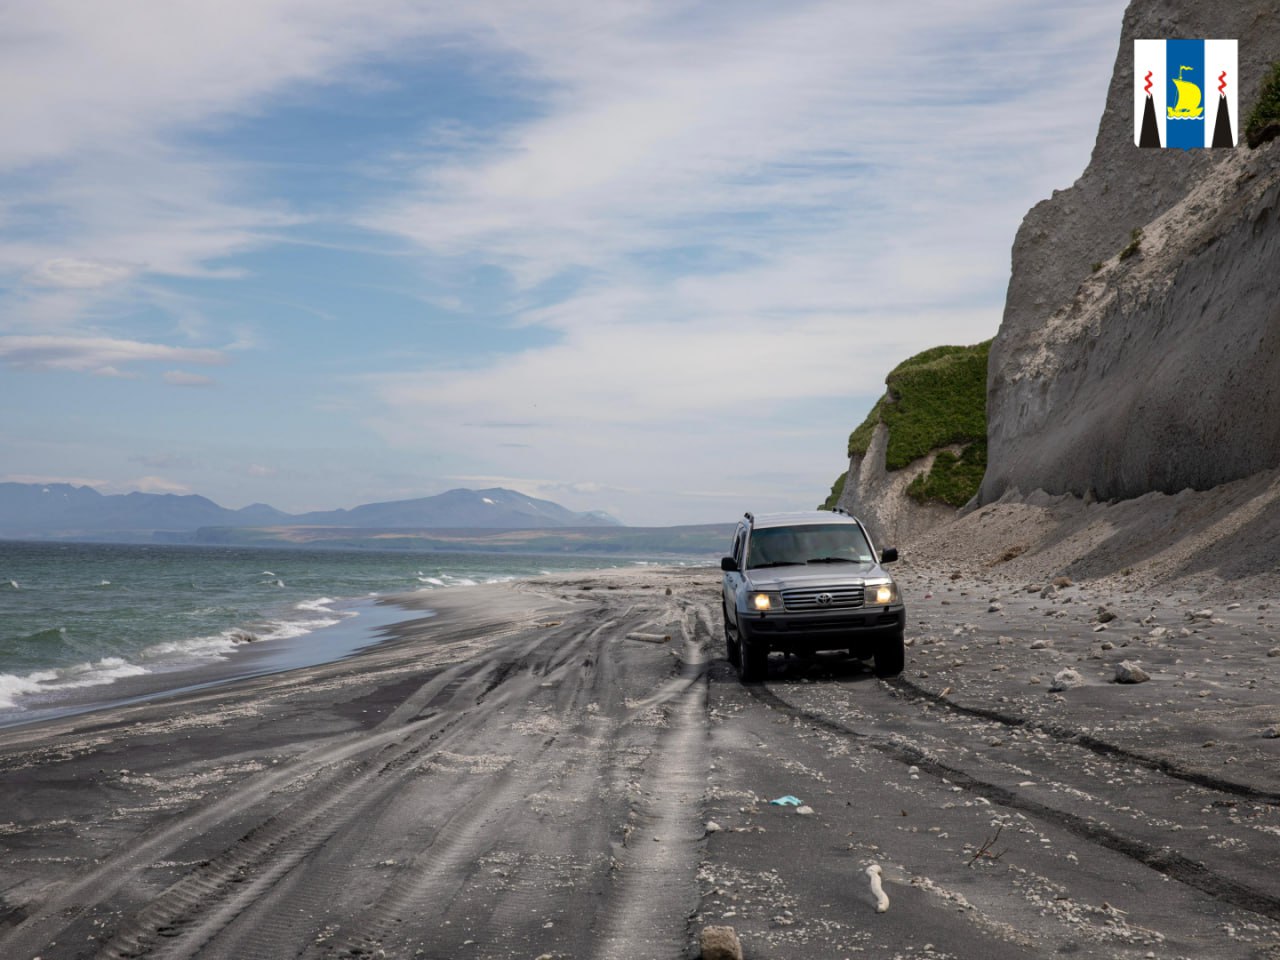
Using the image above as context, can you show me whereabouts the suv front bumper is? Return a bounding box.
[738,604,904,654]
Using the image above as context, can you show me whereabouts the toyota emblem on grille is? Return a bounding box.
[815,593,833,605]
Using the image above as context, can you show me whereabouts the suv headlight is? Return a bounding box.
[747,591,783,612]
[865,579,899,605]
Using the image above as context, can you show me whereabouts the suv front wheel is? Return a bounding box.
[873,629,905,678]
[723,603,740,667]
[738,631,768,683]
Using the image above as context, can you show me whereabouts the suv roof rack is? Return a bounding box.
[743,511,754,522]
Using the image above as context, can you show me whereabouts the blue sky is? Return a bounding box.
[0,1,1125,525]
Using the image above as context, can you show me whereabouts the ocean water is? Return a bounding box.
[0,540,652,725]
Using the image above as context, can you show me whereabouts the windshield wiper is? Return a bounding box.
[806,556,858,564]
[749,561,802,569]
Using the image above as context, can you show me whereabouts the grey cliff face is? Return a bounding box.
[982,0,1280,504]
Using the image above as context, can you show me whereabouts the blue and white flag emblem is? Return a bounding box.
[1134,39,1237,148]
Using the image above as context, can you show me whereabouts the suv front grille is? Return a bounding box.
[781,585,864,610]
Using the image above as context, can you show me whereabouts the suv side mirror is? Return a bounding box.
[879,547,898,564]
[720,556,738,572]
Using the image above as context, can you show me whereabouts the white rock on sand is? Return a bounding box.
[1049,668,1083,692]
[1114,660,1151,684]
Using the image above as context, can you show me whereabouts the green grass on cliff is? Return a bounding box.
[1246,61,1280,148]
[839,340,990,509]
[847,341,990,469]
[906,439,987,507]
[818,471,846,511]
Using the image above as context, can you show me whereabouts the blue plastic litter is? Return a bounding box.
[770,795,802,806]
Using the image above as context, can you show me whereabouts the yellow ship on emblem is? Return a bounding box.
[1167,65,1204,119]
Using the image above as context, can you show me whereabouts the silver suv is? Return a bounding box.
[720,509,905,682]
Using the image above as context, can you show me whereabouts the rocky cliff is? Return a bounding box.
[981,1,1280,503]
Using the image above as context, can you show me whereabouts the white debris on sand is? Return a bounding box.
[865,863,890,913]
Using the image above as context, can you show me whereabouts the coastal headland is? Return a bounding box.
[3,562,1279,959]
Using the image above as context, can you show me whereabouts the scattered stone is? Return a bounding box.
[705,820,723,833]
[1188,609,1214,621]
[1040,585,1058,600]
[1094,608,1118,623]
[988,601,1003,613]
[1148,627,1168,639]
[1029,638,1050,650]
[1100,640,1115,651]
[700,925,744,960]
[1114,660,1150,684]
[625,633,670,644]
[1052,576,1073,588]
[1024,583,1042,593]
[1263,727,1280,740]
[1050,668,1084,692]
[1268,649,1280,658]
[795,805,815,816]
[1092,624,1108,633]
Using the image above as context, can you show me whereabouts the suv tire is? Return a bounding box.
[723,603,740,667]
[873,629,905,678]
[738,633,768,683]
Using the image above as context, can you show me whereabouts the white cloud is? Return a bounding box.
[131,475,193,495]
[0,1,474,337]
[0,335,226,375]
[26,257,137,289]
[0,2,475,173]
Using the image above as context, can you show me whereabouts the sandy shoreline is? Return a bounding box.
[3,562,1280,958]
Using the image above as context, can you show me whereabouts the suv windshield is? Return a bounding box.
[745,523,873,569]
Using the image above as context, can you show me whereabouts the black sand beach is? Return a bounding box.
[2,564,1280,959]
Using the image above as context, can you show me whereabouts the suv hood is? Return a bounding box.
[744,563,882,590]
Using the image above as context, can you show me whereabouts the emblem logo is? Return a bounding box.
[815,593,833,605]
[1135,39,1237,149]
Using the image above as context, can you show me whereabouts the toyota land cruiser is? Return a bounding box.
[720,509,905,682]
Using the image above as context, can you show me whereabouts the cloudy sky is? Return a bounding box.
[1,0,1125,525]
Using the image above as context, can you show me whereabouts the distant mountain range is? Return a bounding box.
[0,483,621,540]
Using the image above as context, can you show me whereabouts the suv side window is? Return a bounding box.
[731,526,745,567]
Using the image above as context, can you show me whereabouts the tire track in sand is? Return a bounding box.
[747,680,1280,923]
